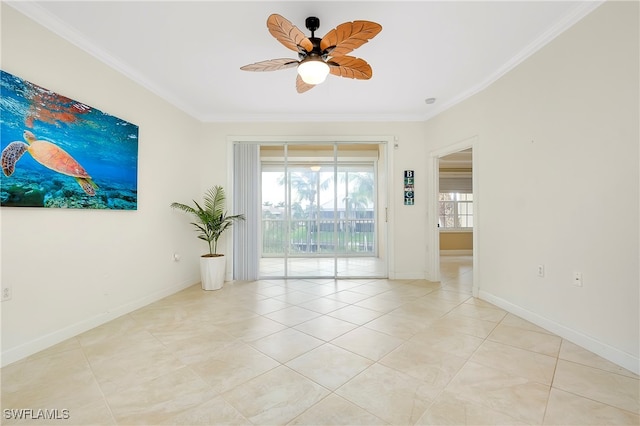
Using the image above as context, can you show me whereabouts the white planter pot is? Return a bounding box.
[200,255,225,291]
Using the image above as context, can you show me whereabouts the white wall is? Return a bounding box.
[423,1,639,373]
[199,121,429,280]
[0,5,204,366]
[3,1,637,375]
[0,5,430,366]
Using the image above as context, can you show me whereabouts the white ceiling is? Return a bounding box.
[8,1,602,123]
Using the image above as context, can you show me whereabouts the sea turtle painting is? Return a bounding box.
[1,70,138,209]
[1,130,98,196]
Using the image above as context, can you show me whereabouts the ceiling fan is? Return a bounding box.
[240,14,382,93]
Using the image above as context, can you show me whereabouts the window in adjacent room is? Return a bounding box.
[439,192,473,229]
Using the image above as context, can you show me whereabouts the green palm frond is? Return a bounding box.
[171,186,245,255]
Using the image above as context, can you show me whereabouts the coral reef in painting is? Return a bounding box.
[0,168,136,209]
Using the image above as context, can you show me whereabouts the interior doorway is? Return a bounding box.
[428,137,478,296]
[438,148,474,294]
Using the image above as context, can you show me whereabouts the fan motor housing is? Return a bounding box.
[305,17,320,33]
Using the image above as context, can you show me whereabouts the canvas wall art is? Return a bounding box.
[0,70,139,209]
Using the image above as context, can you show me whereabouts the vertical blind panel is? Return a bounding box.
[233,143,260,281]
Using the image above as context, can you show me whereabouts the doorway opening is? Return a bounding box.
[428,137,478,296]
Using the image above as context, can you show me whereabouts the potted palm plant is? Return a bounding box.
[171,185,245,290]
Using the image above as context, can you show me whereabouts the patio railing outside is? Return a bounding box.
[263,218,375,256]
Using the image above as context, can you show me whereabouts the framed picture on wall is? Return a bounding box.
[404,170,414,205]
[0,70,139,210]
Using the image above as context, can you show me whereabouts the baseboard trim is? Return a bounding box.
[479,290,639,375]
[1,278,198,367]
[390,271,427,280]
[440,250,473,256]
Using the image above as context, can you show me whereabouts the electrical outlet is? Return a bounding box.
[537,264,545,277]
[1,285,12,301]
[573,272,583,287]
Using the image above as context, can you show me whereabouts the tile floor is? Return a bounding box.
[1,256,638,425]
[259,256,387,278]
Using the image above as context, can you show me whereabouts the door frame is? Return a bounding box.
[227,134,394,279]
[427,136,479,296]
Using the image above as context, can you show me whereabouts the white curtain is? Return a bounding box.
[233,143,260,281]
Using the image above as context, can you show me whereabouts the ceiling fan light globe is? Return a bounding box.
[297,59,330,85]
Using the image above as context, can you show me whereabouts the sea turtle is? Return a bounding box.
[1,130,97,196]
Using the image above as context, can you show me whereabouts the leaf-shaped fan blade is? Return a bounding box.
[267,14,313,53]
[320,20,382,57]
[296,75,316,93]
[240,58,299,72]
[328,56,373,80]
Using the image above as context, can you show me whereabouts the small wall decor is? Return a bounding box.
[404,170,414,205]
[0,70,139,209]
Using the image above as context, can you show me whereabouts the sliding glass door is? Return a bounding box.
[259,143,386,279]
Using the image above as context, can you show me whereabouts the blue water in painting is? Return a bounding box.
[0,70,139,209]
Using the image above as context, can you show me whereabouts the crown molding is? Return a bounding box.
[421,0,605,122]
[7,1,605,124]
[5,1,204,120]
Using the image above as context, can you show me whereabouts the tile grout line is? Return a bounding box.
[77,328,119,425]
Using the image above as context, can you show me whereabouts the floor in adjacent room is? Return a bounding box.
[1,256,638,425]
